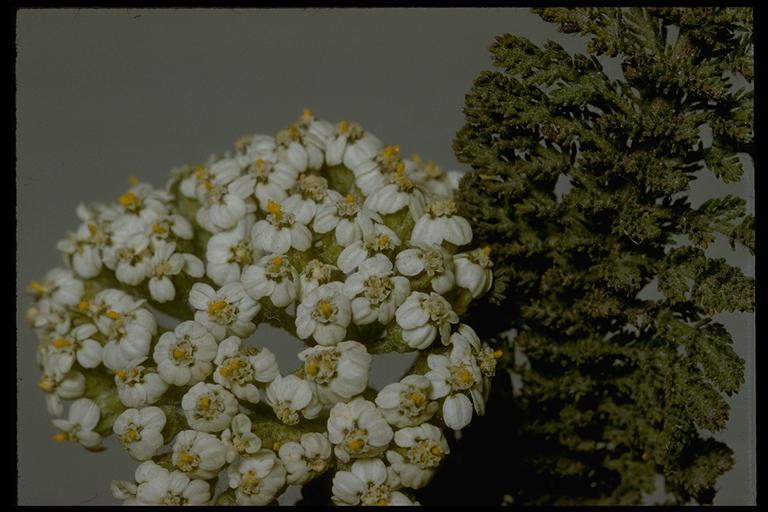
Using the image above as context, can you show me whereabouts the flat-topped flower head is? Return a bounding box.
[115,359,168,407]
[27,268,84,307]
[172,430,228,480]
[453,246,494,298]
[102,229,152,286]
[375,374,439,428]
[279,432,333,485]
[251,199,312,254]
[350,144,406,194]
[327,396,394,462]
[93,290,157,371]
[395,243,455,294]
[56,228,103,278]
[51,398,102,450]
[386,423,450,489]
[331,458,417,506]
[411,198,472,247]
[113,182,171,224]
[337,223,401,274]
[299,259,338,301]
[181,382,239,433]
[265,375,322,425]
[221,413,263,464]
[153,320,218,386]
[189,282,259,340]
[241,253,299,308]
[213,336,279,404]
[147,212,195,243]
[395,291,459,349]
[296,282,352,346]
[228,451,287,506]
[113,406,166,461]
[344,254,411,326]
[326,119,383,170]
[298,340,371,404]
[205,216,262,286]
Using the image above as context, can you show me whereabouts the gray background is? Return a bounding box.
[16,8,755,505]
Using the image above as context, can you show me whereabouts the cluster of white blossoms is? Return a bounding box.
[26,111,498,506]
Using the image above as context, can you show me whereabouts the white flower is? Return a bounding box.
[265,375,322,425]
[180,160,240,199]
[351,144,403,195]
[93,291,157,372]
[453,246,494,298]
[425,337,485,431]
[241,254,299,308]
[51,398,102,449]
[205,216,262,286]
[395,291,459,349]
[295,282,351,346]
[29,298,72,340]
[189,282,260,340]
[56,228,102,278]
[228,154,298,212]
[181,382,239,433]
[147,212,195,243]
[450,324,501,395]
[282,173,340,225]
[283,108,333,169]
[331,458,416,506]
[27,268,83,307]
[298,259,338,301]
[386,423,450,489]
[148,241,204,303]
[343,254,411,326]
[194,159,251,233]
[113,406,166,460]
[327,397,394,463]
[278,432,333,485]
[133,461,211,505]
[110,479,138,505]
[42,323,102,372]
[395,243,455,294]
[103,229,152,286]
[407,158,457,197]
[313,193,380,247]
[38,354,85,416]
[221,413,263,464]
[228,451,287,506]
[363,162,427,220]
[298,341,371,404]
[153,320,218,386]
[172,430,228,480]
[337,223,400,275]
[375,374,439,428]
[115,360,168,407]
[325,119,383,170]
[251,199,312,254]
[113,183,170,224]
[213,336,279,404]
[411,198,472,247]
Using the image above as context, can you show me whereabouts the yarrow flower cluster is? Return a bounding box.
[26,110,496,505]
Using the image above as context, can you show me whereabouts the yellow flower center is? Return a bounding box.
[346,438,364,452]
[272,441,281,451]
[207,300,228,315]
[38,377,55,392]
[482,246,492,257]
[152,223,168,235]
[494,349,503,359]
[302,107,312,122]
[78,300,90,312]
[106,310,121,320]
[53,432,68,442]
[29,280,46,293]
[128,175,139,186]
[408,392,425,406]
[266,199,283,221]
[306,361,319,376]
[344,193,355,204]
[197,395,211,410]
[52,338,71,349]
[317,300,334,319]
[118,192,138,208]
[269,255,283,273]
[338,120,349,135]
[87,223,98,236]
[115,370,127,379]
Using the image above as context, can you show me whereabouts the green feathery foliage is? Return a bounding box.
[451,7,753,505]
